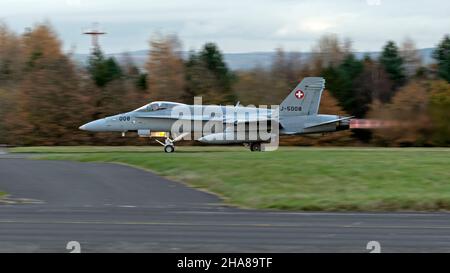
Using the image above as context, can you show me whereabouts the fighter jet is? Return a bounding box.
[79,77,352,152]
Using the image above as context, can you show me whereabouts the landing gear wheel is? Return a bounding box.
[164,145,175,153]
[250,143,262,152]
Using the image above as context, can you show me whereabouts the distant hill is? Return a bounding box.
[73,48,436,71]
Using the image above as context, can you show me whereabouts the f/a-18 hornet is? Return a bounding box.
[79,77,352,152]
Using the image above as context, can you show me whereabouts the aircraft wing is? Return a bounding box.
[135,114,216,121]
[135,113,274,124]
[304,116,353,129]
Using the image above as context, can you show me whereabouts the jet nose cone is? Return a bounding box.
[79,119,106,132]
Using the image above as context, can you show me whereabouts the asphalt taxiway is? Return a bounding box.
[1,150,450,252]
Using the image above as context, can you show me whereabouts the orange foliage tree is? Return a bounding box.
[146,34,186,102]
[5,24,89,145]
[368,81,432,146]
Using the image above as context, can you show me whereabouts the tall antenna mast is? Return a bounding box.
[83,23,106,51]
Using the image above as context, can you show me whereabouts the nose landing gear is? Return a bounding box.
[154,132,189,153]
[155,137,176,153]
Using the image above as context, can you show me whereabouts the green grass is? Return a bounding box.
[10,146,450,211]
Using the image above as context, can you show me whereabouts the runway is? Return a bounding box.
[1,152,450,252]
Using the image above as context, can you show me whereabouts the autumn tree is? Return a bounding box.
[267,48,308,103]
[368,81,431,146]
[271,48,303,85]
[7,24,89,145]
[311,35,371,118]
[267,49,296,106]
[400,37,422,78]
[234,66,274,106]
[146,34,186,102]
[310,34,352,74]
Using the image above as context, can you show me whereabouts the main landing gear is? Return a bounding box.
[155,137,176,153]
[249,142,262,152]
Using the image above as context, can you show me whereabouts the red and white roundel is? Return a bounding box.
[294,90,305,100]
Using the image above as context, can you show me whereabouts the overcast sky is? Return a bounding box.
[1,0,449,54]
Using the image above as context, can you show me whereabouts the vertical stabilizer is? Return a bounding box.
[279,77,325,116]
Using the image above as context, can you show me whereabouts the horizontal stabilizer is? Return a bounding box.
[223,117,273,125]
[304,117,353,129]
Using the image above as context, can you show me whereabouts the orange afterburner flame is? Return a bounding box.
[350,119,401,129]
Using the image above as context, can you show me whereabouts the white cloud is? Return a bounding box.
[275,13,358,37]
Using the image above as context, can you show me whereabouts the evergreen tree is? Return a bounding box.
[433,35,450,83]
[200,43,235,90]
[353,57,393,112]
[87,48,122,88]
[428,80,450,145]
[322,54,364,116]
[121,52,148,92]
[0,23,22,87]
[135,73,148,91]
[0,23,22,143]
[379,41,406,92]
[185,43,236,104]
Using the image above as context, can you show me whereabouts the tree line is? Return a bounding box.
[0,22,448,146]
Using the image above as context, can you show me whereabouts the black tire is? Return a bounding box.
[250,143,261,152]
[164,145,175,153]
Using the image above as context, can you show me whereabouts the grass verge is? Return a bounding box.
[11,146,450,211]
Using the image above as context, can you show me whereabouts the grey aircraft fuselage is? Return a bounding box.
[79,105,348,135]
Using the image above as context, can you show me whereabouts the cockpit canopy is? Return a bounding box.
[134,101,187,112]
